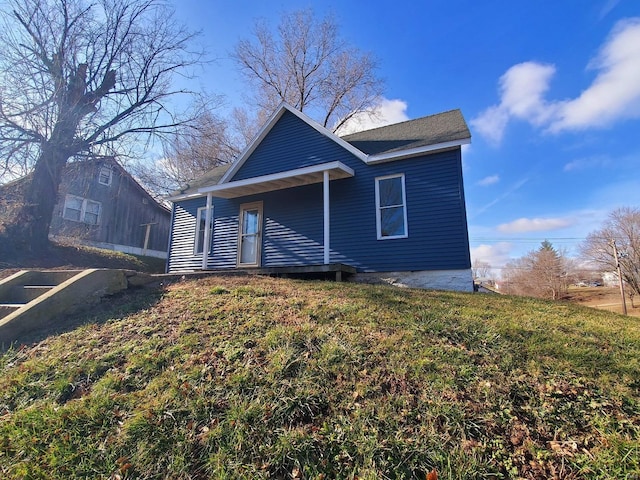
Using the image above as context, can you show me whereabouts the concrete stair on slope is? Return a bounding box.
[0,269,141,345]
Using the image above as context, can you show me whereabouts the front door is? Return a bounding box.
[237,202,263,267]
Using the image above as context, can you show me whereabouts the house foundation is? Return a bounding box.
[352,269,474,292]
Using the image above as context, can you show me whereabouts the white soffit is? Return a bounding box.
[198,161,355,199]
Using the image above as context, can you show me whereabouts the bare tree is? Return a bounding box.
[502,241,573,300]
[0,0,202,250]
[232,9,383,134]
[134,104,239,197]
[581,206,640,298]
[472,259,491,280]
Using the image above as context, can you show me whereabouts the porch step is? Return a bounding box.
[13,285,56,303]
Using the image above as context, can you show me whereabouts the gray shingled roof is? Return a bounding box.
[340,109,470,156]
[170,164,231,197]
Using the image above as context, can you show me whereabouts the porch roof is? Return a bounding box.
[196,161,354,199]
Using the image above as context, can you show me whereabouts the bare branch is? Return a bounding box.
[0,0,204,249]
[581,207,640,297]
[232,8,383,131]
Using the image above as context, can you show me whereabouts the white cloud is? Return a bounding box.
[563,154,611,172]
[497,217,574,234]
[469,105,510,145]
[477,174,500,186]
[470,242,514,268]
[500,62,556,124]
[472,17,640,144]
[334,97,410,135]
[471,62,556,144]
[549,17,640,132]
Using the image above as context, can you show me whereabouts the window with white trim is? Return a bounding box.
[98,165,113,186]
[375,174,408,240]
[194,206,213,255]
[63,195,101,225]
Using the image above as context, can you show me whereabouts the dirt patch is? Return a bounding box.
[565,286,640,317]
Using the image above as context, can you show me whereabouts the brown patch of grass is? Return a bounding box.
[565,286,640,317]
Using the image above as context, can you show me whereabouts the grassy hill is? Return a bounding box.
[0,276,638,479]
[0,241,166,278]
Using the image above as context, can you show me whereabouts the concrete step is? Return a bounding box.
[23,271,80,285]
[0,269,132,344]
[12,285,56,303]
[0,270,81,304]
[0,304,23,321]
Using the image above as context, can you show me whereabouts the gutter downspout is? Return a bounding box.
[323,170,330,264]
[201,193,212,270]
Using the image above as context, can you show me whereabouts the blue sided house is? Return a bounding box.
[167,103,473,291]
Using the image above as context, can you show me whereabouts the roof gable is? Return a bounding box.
[220,103,366,185]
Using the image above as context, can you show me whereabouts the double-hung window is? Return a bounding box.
[194,206,213,255]
[83,200,101,225]
[98,165,113,186]
[63,195,101,225]
[375,174,408,240]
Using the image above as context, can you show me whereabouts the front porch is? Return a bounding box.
[169,263,357,283]
[241,263,356,282]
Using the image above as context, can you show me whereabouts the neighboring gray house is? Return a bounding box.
[167,103,473,291]
[1,157,171,258]
[52,157,171,258]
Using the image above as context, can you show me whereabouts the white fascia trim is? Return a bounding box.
[365,137,471,164]
[166,192,205,202]
[218,103,367,185]
[198,161,355,195]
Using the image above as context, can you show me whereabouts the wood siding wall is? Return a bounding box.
[51,161,171,252]
[168,112,471,273]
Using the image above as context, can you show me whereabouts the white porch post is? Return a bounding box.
[323,170,330,264]
[201,193,212,270]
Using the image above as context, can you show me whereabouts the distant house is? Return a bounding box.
[1,157,171,258]
[167,103,473,291]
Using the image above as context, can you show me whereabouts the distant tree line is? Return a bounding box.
[484,207,640,303]
[501,240,574,300]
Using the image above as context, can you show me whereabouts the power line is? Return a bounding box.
[469,236,628,243]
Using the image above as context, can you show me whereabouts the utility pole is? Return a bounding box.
[611,239,627,315]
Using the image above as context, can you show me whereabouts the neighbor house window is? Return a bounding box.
[194,206,213,255]
[63,195,83,222]
[63,195,101,225]
[375,174,408,240]
[83,200,101,225]
[98,165,113,186]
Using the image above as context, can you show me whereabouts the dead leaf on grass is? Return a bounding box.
[549,440,578,456]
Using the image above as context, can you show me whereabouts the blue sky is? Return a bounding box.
[169,0,640,273]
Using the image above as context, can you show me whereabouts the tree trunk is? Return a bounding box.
[2,62,105,252]
[8,143,70,251]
